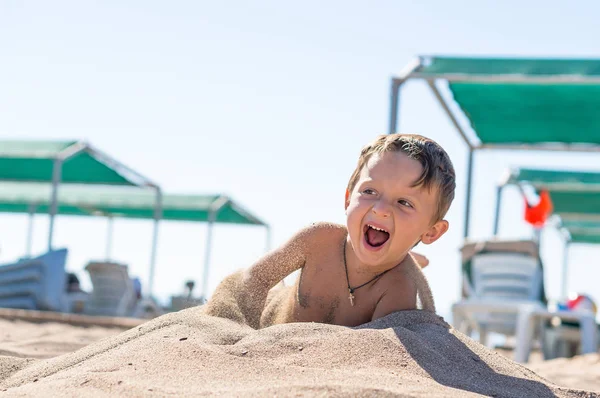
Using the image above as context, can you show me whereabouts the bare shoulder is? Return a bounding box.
[298,222,347,246]
[306,221,346,236]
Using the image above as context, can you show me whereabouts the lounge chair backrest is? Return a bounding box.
[85,261,136,317]
[0,249,68,311]
[471,252,543,302]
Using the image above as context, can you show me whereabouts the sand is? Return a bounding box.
[0,311,136,360]
[1,307,598,397]
[529,354,600,394]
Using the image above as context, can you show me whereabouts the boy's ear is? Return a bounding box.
[420,220,449,245]
[344,189,350,210]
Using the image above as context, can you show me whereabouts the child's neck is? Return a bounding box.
[346,245,407,280]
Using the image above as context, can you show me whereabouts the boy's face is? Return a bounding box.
[345,151,448,271]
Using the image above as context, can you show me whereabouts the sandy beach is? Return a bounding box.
[0,307,598,397]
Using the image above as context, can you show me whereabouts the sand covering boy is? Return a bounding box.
[204,133,456,328]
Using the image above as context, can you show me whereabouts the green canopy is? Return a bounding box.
[505,168,600,191]
[412,57,600,148]
[0,183,265,225]
[500,168,600,244]
[546,191,600,217]
[560,220,600,245]
[0,182,268,299]
[0,140,155,186]
[0,139,161,270]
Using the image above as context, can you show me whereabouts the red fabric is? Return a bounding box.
[524,189,553,228]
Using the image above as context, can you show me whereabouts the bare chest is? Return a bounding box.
[291,260,379,327]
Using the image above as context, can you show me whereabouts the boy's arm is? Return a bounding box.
[371,254,436,321]
[204,223,323,328]
[371,276,417,321]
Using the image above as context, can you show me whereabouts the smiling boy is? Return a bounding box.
[203,133,456,329]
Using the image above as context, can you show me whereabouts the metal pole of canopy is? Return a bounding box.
[409,72,600,85]
[426,80,477,238]
[426,80,475,149]
[202,214,215,302]
[388,58,423,135]
[561,240,571,299]
[26,203,37,257]
[201,196,229,301]
[105,216,114,261]
[388,79,401,135]
[148,188,163,298]
[464,149,474,238]
[492,185,504,236]
[48,159,63,250]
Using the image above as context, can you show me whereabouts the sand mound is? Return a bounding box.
[0,307,595,397]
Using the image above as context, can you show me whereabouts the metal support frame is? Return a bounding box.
[492,185,504,236]
[387,58,423,135]
[464,150,474,238]
[409,72,600,85]
[426,80,476,148]
[48,159,63,250]
[147,188,163,298]
[48,141,164,298]
[561,240,571,298]
[388,79,401,135]
[201,196,230,300]
[426,80,478,238]
[26,203,37,257]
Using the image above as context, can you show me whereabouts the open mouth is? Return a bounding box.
[363,224,390,248]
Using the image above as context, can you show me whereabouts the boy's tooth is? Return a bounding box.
[368,224,387,233]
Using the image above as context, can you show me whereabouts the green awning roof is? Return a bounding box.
[501,167,600,244]
[502,167,600,215]
[505,168,600,191]
[448,83,600,146]
[407,56,600,148]
[0,183,266,226]
[548,191,600,216]
[0,140,156,187]
[560,220,600,245]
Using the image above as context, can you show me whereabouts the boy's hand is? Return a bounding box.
[410,252,429,268]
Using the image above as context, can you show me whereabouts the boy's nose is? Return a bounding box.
[371,201,391,218]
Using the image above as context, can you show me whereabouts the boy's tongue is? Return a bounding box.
[366,227,389,247]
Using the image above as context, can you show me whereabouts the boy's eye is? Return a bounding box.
[398,199,413,208]
[362,189,376,195]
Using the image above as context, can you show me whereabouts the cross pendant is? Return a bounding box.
[348,290,355,306]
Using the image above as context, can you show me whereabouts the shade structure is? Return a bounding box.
[0,182,268,300]
[500,168,600,243]
[414,57,600,148]
[505,168,600,191]
[390,56,600,300]
[497,167,600,298]
[0,140,153,186]
[0,183,266,225]
[0,139,161,247]
[389,56,600,239]
[560,220,600,244]
[0,139,165,294]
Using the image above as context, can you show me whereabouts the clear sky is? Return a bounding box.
[1,0,599,319]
